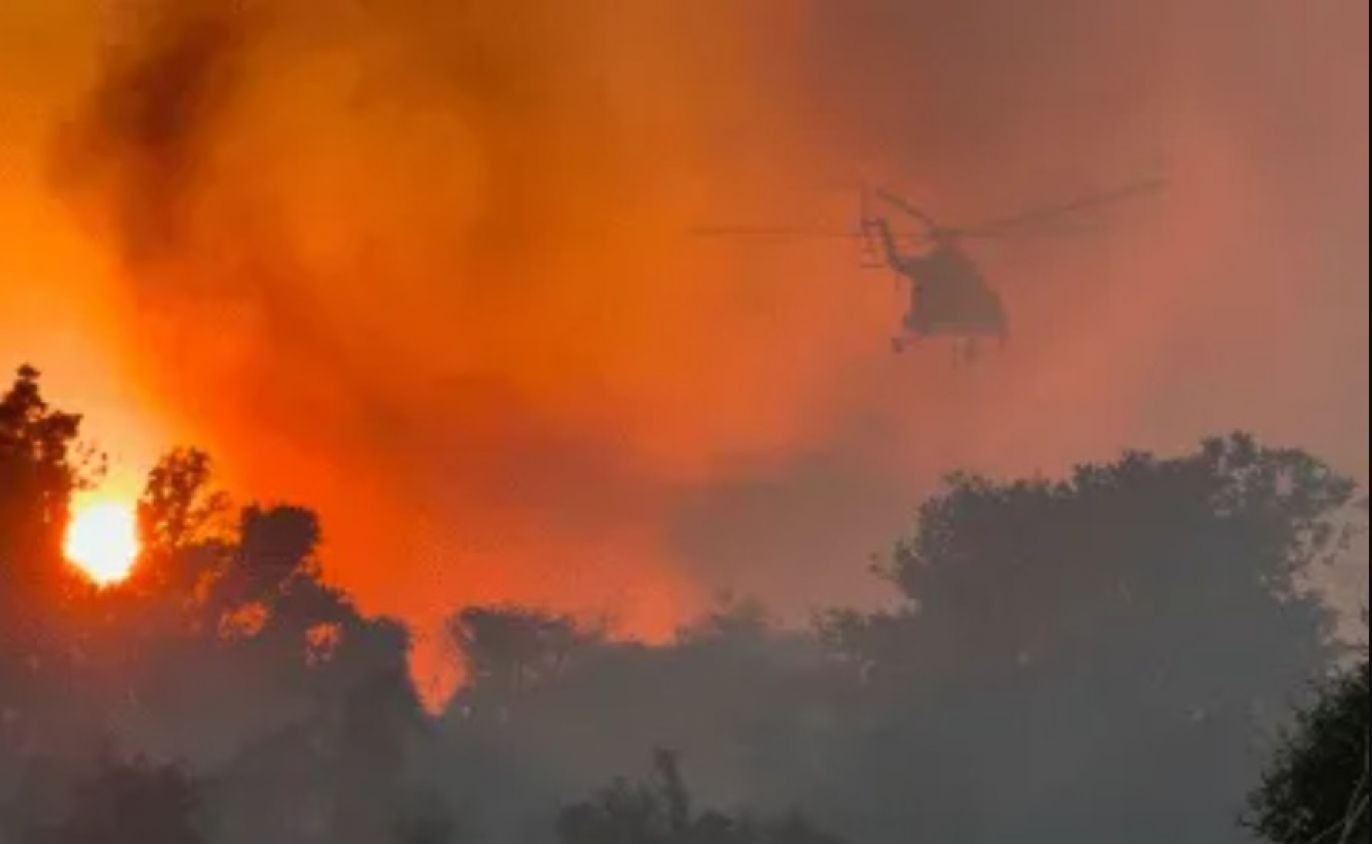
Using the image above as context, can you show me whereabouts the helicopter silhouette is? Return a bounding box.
[697,177,1165,361]
[860,186,1007,356]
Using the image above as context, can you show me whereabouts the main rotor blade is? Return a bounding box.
[873,189,938,231]
[692,225,930,243]
[964,176,1165,237]
[692,225,866,238]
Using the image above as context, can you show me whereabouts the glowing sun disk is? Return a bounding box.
[64,501,140,586]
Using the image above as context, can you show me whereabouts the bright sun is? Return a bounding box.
[64,501,140,586]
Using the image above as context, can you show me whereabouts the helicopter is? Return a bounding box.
[696,177,1165,361]
[860,185,1007,356]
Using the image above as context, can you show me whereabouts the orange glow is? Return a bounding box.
[64,500,140,587]
[2,1,1367,708]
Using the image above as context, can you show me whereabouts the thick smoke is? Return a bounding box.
[1,2,1365,840]
[30,0,1372,699]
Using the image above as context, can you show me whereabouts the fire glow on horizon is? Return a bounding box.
[64,499,140,587]
[2,1,1366,704]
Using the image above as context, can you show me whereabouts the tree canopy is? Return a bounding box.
[1247,656,1369,843]
[0,368,1365,843]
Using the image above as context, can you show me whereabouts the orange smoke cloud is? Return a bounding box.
[38,1,856,695]
[4,0,1367,700]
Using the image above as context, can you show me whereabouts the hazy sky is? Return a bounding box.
[2,0,1366,693]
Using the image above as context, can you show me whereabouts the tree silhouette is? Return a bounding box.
[0,366,89,631]
[0,365,86,546]
[0,366,100,765]
[826,434,1354,679]
[225,504,322,601]
[817,433,1361,841]
[1246,657,1369,843]
[447,605,598,701]
[138,448,231,558]
[1,361,1364,844]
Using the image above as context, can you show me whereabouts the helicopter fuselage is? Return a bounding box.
[890,242,1008,341]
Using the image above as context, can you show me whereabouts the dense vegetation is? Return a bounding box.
[1245,656,1369,843]
[0,366,1365,843]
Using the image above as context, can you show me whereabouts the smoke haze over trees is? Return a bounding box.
[0,0,1364,840]
[3,0,1364,686]
[1,368,1366,842]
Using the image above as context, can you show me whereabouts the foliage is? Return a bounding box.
[447,605,599,699]
[138,448,232,558]
[813,433,1361,842]
[1246,658,1369,843]
[825,433,1355,677]
[0,365,87,528]
[0,367,419,843]
[1,367,1365,844]
[0,366,90,632]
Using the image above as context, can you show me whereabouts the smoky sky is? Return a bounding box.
[15,0,1370,691]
